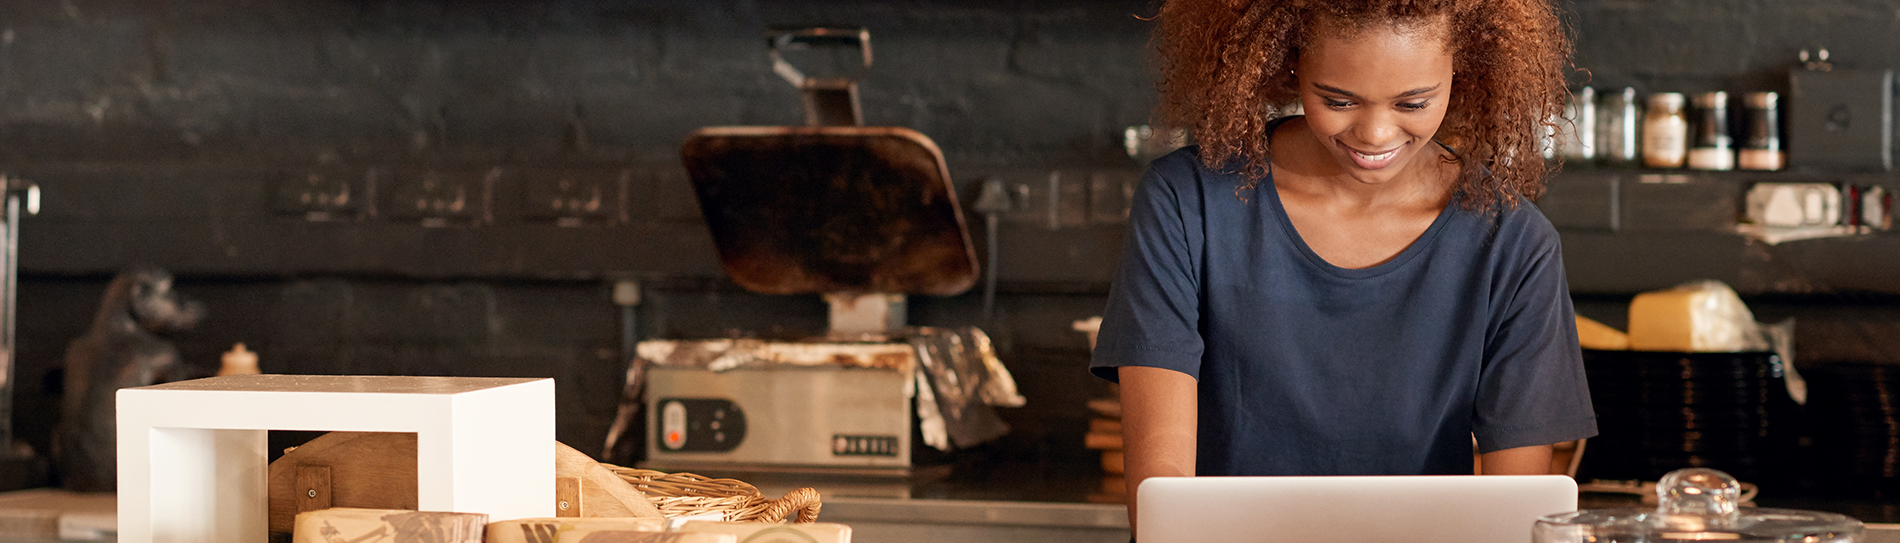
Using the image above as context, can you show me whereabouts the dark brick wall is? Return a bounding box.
[0,0,1155,468]
[1570,0,1900,94]
[0,0,1155,166]
[4,0,1900,473]
[10,0,1895,168]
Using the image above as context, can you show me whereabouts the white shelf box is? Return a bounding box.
[116,375,554,543]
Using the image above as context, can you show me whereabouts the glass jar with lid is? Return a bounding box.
[1739,91,1784,171]
[1688,91,1734,170]
[1597,87,1642,167]
[1535,468,1864,543]
[1643,93,1689,169]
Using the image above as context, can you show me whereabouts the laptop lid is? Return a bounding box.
[1137,475,1578,543]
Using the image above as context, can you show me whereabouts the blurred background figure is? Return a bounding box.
[55,266,203,491]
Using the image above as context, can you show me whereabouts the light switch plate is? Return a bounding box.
[520,167,629,226]
[274,167,371,221]
[382,167,496,227]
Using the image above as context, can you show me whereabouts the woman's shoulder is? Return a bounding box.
[1445,161,1560,237]
[1473,193,1563,252]
[1145,116,1294,184]
[1505,193,1559,230]
[1146,145,1209,175]
[1131,146,1264,226]
[1144,145,1255,187]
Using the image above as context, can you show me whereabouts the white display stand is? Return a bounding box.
[116,375,554,543]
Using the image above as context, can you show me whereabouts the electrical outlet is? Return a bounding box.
[275,167,370,221]
[383,167,495,227]
[522,167,629,226]
[999,171,1090,229]
[996,180,1034,225]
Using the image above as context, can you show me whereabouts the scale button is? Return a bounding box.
[661,401,688,450]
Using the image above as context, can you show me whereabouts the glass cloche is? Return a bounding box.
[1535,468,1863,543]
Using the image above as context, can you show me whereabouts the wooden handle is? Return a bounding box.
[763,487,823,524]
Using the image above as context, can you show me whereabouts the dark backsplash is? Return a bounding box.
[4,0,1900,471]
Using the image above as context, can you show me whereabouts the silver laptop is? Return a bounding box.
[1137,475,1577,543]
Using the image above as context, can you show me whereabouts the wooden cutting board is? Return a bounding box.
[266,432,662,535]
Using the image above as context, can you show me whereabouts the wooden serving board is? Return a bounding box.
[292,507,486,543]
[486,517,667,543]
[678,521,851,543]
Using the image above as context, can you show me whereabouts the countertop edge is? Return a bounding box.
[819,497,1130,530]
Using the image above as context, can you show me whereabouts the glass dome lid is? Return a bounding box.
[1535,468,1863,542]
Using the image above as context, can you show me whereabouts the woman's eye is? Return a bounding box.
[1399,101,1430,112]
[1323,98,1354,109]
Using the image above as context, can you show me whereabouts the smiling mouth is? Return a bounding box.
[1351,148,1399,162]
[1339,141,1408,171]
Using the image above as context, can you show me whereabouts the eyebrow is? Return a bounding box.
[1313,82,1442,99]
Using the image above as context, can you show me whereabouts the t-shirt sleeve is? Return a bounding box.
[1472,219,1599,452]
[1089,155,1205,383]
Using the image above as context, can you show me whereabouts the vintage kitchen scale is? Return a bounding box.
[631,27,1023,490]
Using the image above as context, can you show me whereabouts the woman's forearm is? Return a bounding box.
[1118,365,1199,533]
[1479,444,1555,475]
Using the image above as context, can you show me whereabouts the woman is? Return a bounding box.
[1089,0,1598,527]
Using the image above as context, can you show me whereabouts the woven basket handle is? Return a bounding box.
[762,487,823,523]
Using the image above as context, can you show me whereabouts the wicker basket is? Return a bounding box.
[604,464,823,523]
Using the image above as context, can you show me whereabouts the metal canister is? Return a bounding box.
[1596,87,1641,166]
[1688,91,1734,171]
[1739,91,1784,171]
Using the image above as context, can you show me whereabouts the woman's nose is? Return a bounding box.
[1352,112,1402,147]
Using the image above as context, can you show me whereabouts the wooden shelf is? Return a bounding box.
[1543,169,1900,296]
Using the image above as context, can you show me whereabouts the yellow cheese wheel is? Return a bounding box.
[1625,281,1765,352]
[1574,315,1629,350]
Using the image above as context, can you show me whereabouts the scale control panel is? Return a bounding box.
[831,434,899,457]
[657,398,748,452]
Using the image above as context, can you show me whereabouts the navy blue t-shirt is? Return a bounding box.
[1089,144,1598,476]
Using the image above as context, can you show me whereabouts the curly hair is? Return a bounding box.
[1153,0,1572,209]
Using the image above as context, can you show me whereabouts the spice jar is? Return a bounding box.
[1597,87,1641,166]
[1739,91,1784,171]
[1688,91,1734,171]
[1643,93,1689,169]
